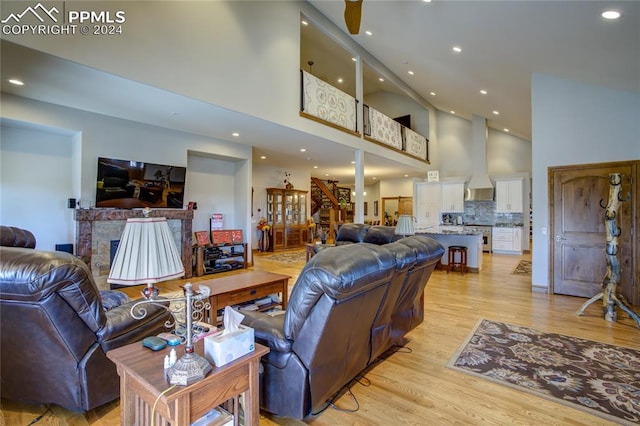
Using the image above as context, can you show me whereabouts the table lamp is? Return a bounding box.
[395,214,415,237]
[108,212,212,385]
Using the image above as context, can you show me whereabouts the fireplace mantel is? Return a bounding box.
[75,208,194,281]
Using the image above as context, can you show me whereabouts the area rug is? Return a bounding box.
[259,250,306,264]
[511,259,531,275]
[448,319,640,425]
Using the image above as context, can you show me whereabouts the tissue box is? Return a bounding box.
[204,325,254,367]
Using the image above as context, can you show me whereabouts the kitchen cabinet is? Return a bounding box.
[492,227,522,254]
[495,178,523,213]
[414,182,441,226]
[266,188,308,250]
[441,182,465,213]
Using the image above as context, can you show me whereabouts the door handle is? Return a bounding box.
[555,235,566,242]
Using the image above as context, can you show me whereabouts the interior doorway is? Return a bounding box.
[549,160,637,304]
[381,196,413,226]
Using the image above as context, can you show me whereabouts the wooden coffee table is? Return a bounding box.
[199,270,290,324]
[121,270,290,325]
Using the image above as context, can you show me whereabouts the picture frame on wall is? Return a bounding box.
[364,202,368,216]
[374,200,379,216]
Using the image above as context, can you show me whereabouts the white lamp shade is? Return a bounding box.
[107,217,184,285]
[395,214,415,236]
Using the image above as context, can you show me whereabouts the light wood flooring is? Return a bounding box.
[2,248,639,425]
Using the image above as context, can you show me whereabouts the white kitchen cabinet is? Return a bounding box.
[495,178,523,213]
[492,227,522,254]
[414,182,441,226]
[441,182,465,213]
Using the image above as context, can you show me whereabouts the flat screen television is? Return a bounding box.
[96,157,186,209]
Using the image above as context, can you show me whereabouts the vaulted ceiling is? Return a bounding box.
[2,1,638,186]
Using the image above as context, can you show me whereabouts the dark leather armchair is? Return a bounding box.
[0,225,36,248]
[241,235,444,419]
[0,245,170,412]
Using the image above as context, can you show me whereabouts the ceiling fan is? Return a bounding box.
[344,0,364,35]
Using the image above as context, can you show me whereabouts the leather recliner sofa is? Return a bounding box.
[241,231,444,419]
[0,226,171,412]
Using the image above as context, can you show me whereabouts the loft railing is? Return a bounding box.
[299,71,429,162]
[300,70,358,134]
[364,104,429,162]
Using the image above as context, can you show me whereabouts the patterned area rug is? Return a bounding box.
[259,250,306,264]
[448,319,640,425]
[511,260,532,275]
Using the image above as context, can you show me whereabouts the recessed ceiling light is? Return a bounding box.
[300,148,306,152]
[504,128,510,133]
[260,155,267,159]
[480,90,487,95]
[301,20,308,26]
[379,77,384,82]
[492,110,499,115]
[325,173,329,177]
[423,0,432,2]
[337,78,343,83]
[232,132,240,137]
[8,79,24,86]
[408,70,414,75]
[430,92,436,96]
[365,30,373,36]
[313,165,318,169]
[372,177,377,180]
[601,10,621,20]
[351,57,357,62]
[404,174,409,178]
[452,46,462,53]
[351,161,356,164]
[450,111,456,114]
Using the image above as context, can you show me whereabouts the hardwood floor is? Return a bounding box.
[2,249,639,425]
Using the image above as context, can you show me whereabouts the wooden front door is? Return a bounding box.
[550,162,635,301]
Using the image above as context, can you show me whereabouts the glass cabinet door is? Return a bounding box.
[285,193,293,224]
[266,192,274,223]
[300,194,307,224]
[275,192,283,224]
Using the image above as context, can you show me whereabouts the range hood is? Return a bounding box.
[465,114,494,201]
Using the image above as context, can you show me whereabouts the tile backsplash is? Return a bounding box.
[442,201,524,226]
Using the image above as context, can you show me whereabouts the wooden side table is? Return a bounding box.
[107,340,269,426]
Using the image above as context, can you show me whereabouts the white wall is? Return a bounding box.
[531,73,640,291]
[0,122,76,250]
[487,129,531,176]
[436,112,473,178]
[1,94,253,255]
[437,111,531,180]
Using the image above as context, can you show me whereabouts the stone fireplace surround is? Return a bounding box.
[75,208,194,290]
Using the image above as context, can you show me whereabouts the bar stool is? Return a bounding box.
[447,245,467,274]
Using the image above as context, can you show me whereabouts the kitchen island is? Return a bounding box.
[416,226,483,272]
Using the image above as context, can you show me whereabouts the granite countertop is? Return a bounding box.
[415,226,483,236]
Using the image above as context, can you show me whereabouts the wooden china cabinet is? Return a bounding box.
[266,188,308,250]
